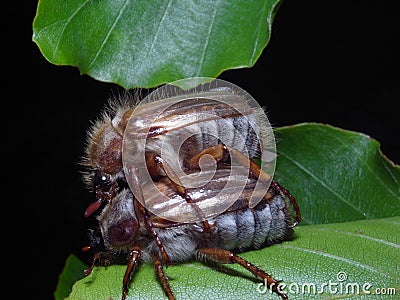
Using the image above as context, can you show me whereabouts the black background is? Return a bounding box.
[17,1,399,299]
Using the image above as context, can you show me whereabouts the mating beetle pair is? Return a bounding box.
[80,79,301,299]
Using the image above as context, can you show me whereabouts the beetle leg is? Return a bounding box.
[185,144,300,229]
[185,144,229,169]
[142,205,173,265]
[129,165,172,265]
[122,246,142,300]
[186,144,300,230]
[185,144,272,184]
[270,181,301,227]
[153,254,176,300]
[83,251,102,276]
[145,152,188,195]
[226,146,272,184]
[146,152,213,231]
[197,247,288,300]
[219,148,301,226]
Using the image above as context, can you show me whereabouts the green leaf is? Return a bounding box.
[274,123,400,225]
[32,0,282,89]
[54,254,87,300]
[65,216,400,300]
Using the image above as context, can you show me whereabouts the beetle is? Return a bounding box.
[80,79,301,299]
[84,167,300,300]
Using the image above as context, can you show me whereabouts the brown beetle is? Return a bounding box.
[80,79,301,300]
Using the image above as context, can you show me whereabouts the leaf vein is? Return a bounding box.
[278,149,367,217]
[382,157,400,195]
[315,228,400,249]
[146,0,172,61]
[196,1,219,75]
[249,2,268,63]
[279,244,391,277]
[52,0,91,60]
[325,128,400,200]
[380,219,400,225]
[88,0,130,69]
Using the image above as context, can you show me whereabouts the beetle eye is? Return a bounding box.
[108,218,138,247]
[93,171,111,188]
